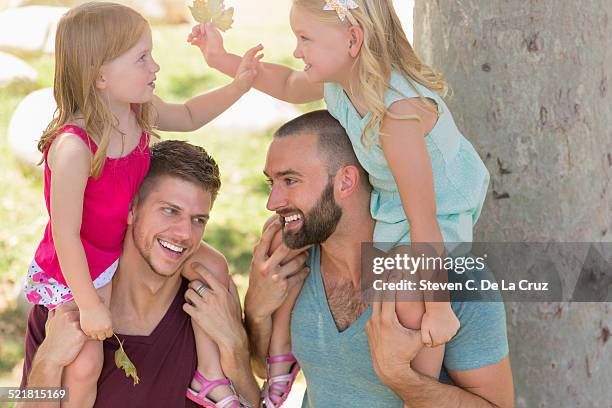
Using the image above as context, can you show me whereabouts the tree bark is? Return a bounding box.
[414,1,611,406]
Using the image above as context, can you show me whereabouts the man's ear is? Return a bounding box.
[127,197,138,225]
[336,165,361,198]
[348,26,364,58]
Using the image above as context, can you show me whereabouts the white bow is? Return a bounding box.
[323,0,359,24]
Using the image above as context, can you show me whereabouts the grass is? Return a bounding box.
[0,0,323,390]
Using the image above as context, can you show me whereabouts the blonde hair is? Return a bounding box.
[293,0,448,145]
[38,2,157,178]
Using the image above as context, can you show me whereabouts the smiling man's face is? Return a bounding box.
[128,175,211,277]
[264,132,342,249]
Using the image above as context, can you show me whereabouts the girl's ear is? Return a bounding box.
[348,25,364,58]
[95,67,107,90]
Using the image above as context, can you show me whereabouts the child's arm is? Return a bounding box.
[47,134,113,341]
[188,23,323,104]
[152,46,262,133]
[379,98,460,347]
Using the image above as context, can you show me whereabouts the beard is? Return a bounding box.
[282,179,342,249]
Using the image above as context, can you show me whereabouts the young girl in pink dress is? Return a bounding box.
[24,2,261,407]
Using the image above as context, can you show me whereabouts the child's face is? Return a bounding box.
[97,26,160,104]
[289,5,355,84]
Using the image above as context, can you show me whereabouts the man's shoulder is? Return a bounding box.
[445,299,509,372]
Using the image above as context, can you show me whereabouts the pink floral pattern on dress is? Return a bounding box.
[23,258,116,310]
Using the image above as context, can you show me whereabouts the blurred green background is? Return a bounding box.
[0,0,322,391]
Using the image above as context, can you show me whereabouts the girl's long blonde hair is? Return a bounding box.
[293,0,448,145]
[38,1,156,178]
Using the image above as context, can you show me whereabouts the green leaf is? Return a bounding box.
[188,0,234,31]
[113,334,140,386]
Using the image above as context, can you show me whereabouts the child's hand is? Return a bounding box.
[232,44,264,94]
[80,302,113,341]
[420,304,460,347]
[187,22,227,67]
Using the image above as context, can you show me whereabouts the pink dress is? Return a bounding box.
[24,125,150,309]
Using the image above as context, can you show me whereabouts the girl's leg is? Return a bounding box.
[390,244,444,378]
[61,339,104,408]
[269,284,299,368]
[267,220,301,373]
[266,284,301,395]
[61,282,112,408]
[395,297,444,379]
[190,323,235,402]
[186,244,235,401]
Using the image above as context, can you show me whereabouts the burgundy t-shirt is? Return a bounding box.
[21,279,199,407]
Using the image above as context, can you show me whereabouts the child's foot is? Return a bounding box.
[268,358,294,379]
[187,371,241,407]
[262,353,300,408]
[191,374,233,402]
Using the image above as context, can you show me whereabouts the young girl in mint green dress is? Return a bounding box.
[189,0,489,406]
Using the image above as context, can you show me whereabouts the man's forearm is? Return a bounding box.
[390,369,501,408]
[16,351,63,408]
[219,340,261,407]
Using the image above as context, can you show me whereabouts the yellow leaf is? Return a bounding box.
[113,334,140,386]
[207,0,223,19]
[188,0,209,24]
[212,7,234,32]
[188,0,233,31]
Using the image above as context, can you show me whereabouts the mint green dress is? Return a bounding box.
[324,72,490,245]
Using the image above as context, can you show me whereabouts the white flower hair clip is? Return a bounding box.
[323,0,359,26]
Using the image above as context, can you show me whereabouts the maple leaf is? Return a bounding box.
[207,0,223,18]
[189,0,234,32]
[212,7,234,32]
[113,334,140,386]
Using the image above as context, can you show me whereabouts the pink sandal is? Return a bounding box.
[186,371,247,408]
[261,353,301,408]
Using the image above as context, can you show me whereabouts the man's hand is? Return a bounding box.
[366,275,425,389]
[40,305,89,371]
[245,219,309,321]
[183,266,246,353]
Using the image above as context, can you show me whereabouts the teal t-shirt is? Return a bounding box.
[324,72,490,245]
[290,246,509,408]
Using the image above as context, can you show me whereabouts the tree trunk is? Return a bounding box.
[414,1,611,406]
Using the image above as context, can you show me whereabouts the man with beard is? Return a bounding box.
[244,110,514,407]
[18,141,260,408]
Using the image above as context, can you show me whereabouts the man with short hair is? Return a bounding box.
[19,140,260,408]
[245,110,514,407]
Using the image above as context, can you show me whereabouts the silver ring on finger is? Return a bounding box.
[195,283,208,297]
